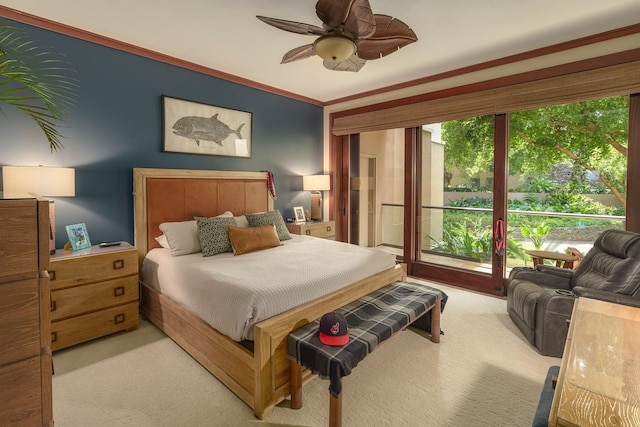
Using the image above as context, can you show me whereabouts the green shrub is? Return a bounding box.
[510,177,560,193]
[428,220,524,263]
[521,222,550,250]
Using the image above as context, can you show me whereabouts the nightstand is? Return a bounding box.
[49,242,139,350]
[286,220,335,240]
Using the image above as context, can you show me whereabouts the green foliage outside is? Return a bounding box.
[428,220,525,263]
[520,222,550,250]
[442,96,629,206]
[429,221,491,261]
[430,192,621,261]
[429,96,628,262]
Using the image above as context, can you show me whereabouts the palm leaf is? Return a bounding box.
[0,21,78,151]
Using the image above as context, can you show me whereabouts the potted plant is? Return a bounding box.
[0,20,77,151]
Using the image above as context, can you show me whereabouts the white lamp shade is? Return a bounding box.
[2,166,75,197]
[303,175,330,191]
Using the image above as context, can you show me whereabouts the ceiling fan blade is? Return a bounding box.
[316,0,375,39]
[356,15,418,60]
[257,16,326,36]
[323,55,366,72]
[281,44,316,64]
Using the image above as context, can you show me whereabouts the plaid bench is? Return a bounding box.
[287,280,447,427]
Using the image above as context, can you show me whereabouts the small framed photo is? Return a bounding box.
[65,223,91,251]
[293,206,306,224]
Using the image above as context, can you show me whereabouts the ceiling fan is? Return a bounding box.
[257,0,418,72]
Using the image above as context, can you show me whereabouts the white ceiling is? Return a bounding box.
[2,0,640,103]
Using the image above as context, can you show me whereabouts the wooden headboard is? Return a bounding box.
[133,168,273,264]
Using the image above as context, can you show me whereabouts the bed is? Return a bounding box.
[133,168,406,419]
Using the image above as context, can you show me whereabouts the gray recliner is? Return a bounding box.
[507,229,640,357]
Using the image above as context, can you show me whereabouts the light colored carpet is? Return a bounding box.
[52,279,558,426]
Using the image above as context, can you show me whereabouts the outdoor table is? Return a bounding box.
[525,250,577,269]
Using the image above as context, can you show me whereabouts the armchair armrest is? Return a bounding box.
[509,265,573,289]
[534,264,575,279]
[572,287,640,308]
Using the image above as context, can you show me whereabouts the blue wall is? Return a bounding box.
[0,19,324,248]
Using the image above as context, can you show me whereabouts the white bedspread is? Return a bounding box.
[141,235,396,341]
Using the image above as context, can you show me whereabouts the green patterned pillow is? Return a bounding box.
[196,216,237,256]
[245,210,292,241]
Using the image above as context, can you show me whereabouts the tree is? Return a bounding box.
[0,20,78,151]
[442,95,629,206]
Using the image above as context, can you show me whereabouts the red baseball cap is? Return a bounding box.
[319,311,349,346]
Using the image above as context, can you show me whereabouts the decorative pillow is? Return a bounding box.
[155,234,171,249]
[227,223,282,255]
[245,210,291,241]
[196,216,237,257]
[158,211,235,256]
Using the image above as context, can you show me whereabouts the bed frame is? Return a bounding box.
[133,168,406,419]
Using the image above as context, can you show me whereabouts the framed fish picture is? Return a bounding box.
[162,95,252,158]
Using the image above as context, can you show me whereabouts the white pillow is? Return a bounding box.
[234,215,249,228]
[159,211,234,256]
[159,220,199,256]
[155,234,171,249]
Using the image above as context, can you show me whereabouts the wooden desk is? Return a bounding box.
[549,298,640,426]
[525,250,577,268]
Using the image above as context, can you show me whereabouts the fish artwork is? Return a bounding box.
[172,113,244,146]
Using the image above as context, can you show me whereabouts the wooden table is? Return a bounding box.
[525,250,577,268]
[549,297,640,426]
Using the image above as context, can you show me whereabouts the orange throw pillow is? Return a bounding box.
[227,223,282,255]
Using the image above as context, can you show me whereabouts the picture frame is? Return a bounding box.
[162,95,252,158]
[293,206,306,224]
[65,223,91,251]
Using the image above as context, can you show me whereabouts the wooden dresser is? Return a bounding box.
[286,220,335,240]
[49,242,139,350]
[549,297,640,426]
[0,195,53,426]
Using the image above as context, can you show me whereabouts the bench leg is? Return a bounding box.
[431,298,441,344]
[289,360,303,409]
[329,391,342,427]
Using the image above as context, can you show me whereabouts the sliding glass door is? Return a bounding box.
[506,95,628,269]
[419,117,495,274]
[411,115,507,294]
[333,93,638,296]
[338,121,506,293]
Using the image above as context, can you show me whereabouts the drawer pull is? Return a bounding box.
[114,286,125,297]
[51,332,57,343]
[114,313,125,324]
[51,300,57,312]
[305,230,311,235]
[326,226,332,232]
[113,259,124,270]
[49,270,56,281]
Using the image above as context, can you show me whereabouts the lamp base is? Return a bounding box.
[310,191,322,221]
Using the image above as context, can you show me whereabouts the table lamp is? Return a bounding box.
[303,174,330,221]
[2,165,76,254]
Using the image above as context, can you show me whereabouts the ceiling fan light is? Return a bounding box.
[314,36,356,62]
